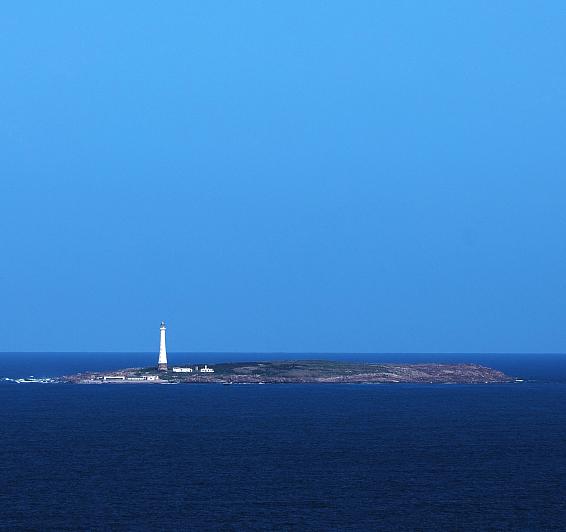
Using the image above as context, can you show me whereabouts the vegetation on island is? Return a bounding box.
[63,360,513,384]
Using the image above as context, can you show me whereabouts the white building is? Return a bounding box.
[200,365,214,373]
[172,367,193,373]
[103,375,126,381]
[157,321,168,371]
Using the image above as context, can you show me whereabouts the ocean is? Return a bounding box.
[2,353,566,530]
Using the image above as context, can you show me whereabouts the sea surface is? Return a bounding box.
[2,353,566,530]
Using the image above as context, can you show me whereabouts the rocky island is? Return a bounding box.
[61,360,513,384]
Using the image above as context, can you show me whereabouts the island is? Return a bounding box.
[60,360,514,384]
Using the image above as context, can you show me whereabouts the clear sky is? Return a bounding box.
[1,1,565,353]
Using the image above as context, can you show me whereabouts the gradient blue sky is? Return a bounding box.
[1,1,565,353]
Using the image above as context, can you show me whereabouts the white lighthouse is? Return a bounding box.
[157,321,168,371]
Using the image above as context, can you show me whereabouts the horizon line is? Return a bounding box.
[1,351,565,356]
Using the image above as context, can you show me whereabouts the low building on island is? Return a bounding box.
[172,365,215,374]
[103,375,159,382]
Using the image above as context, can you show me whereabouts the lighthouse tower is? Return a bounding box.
[157,321,168,371]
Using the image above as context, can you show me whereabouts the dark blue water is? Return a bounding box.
[2,354,566,530]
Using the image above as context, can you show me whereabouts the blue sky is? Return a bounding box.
[1,1,565,353]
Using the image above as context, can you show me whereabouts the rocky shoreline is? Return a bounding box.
[61,360,515,385]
